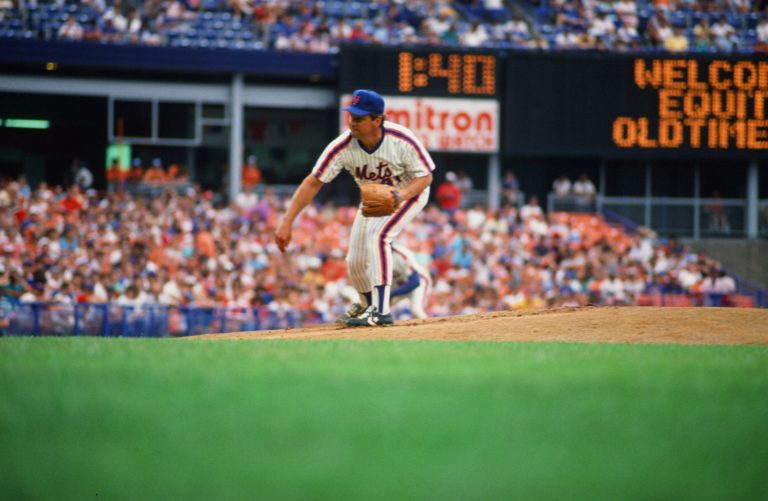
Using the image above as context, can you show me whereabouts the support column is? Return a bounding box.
[598,160,606,213]
[747,160,758,239]
[488,154,500,210]
[186,147,195,183]
[645,161,652,228]
[228,73,244,203]
[693,162,700,240]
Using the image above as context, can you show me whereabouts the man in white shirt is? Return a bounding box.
[520,195,544,220]
[757,18,768,43]
[553,174,572,198]
[573,173,596,207]
[461,20,489,47]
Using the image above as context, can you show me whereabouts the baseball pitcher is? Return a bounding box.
[274,89,434,327]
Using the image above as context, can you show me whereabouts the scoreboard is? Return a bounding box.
[340,48,767,159]
[339,46,500,153]
[503,53,768,159]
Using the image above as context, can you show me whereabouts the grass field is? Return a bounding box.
[1,338,767,500]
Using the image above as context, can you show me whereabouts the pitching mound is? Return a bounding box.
[190,306,768,345]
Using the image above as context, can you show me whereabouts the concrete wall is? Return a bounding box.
[685,239,768,289]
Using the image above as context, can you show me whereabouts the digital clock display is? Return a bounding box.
[340,46,498,98]
[397,52,496,95]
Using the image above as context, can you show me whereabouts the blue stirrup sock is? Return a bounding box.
[375,285,391,315]
[360,291,373,308]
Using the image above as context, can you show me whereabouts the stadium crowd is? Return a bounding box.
[1,0,767,53]
[0,172,746,333]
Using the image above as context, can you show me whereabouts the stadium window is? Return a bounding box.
[113,100,152,138]
[202,104,226,120]
[699,162,747,199]
[604,161,645,197]
[158,102,195,139]
[756,160,767,199]
[651,161,695,197]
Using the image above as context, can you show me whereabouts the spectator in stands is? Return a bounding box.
[646,10,672,47]
[60,185,86,214]
[755,17,768,50]
[728,0,751,13]
[0,172,752,336]
[230,0,254,20]
[125,7,143,42]
[455,170,473,208]
[436,171,462,216]
[166,163,186,182]
[441,22,460,45]
[616,22,640,47]
[129,158,144,184]
[0,268,28,305]
[58,15,84,41]
[677,262,703,292]
[165,0,197,22]
[554,25,580,48]
[693,15,713,42]
[692,23,714,51]
[117,283,149,305]
[665,26,689,51]
[331,17,353,42]
[143,158,167,185]
[0,0,13,21]
[705,190,730,233]
[504,11,531,40]
[75,163,94,190]
[2,0,762,55]
[589,11,616,40]
[102,0,127,32]
[613,0,638,29]
[700,268,736,305]
[600,272,627,305]
[572,173,596,206]
[553,174,572,199]
[349,20,370,43]
[501,169,520,206]
[461,19,490,47]
[520,195,544,220]
[242,155,262,191]
[711,15,738,50]
[18,282,46,304]
[425,9,452,37]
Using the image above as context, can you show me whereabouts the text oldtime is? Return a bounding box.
[613,59,768,150]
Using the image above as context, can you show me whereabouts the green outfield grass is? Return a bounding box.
[1,338,767,500]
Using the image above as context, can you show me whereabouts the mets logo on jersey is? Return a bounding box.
[355,161,400,185]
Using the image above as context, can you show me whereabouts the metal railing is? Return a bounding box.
[548,193,767,240]
[2,303,303,337]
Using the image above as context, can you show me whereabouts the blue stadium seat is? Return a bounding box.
[228,39,247,50]
[345,2,364,18]
[326,1,345,18]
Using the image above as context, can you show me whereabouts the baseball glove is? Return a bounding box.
[360,183,401,217]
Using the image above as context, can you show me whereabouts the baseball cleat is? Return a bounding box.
[336,303,366,324]
[346,305,394,327]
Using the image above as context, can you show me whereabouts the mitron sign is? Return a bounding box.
[339,95,499,153]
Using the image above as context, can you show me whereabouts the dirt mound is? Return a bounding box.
[190,306,768,345]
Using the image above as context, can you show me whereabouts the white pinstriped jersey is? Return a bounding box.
[312,121,435,189]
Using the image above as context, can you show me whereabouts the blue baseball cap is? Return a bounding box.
[344,89,385,116]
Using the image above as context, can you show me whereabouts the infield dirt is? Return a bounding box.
[190,306,767,345]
